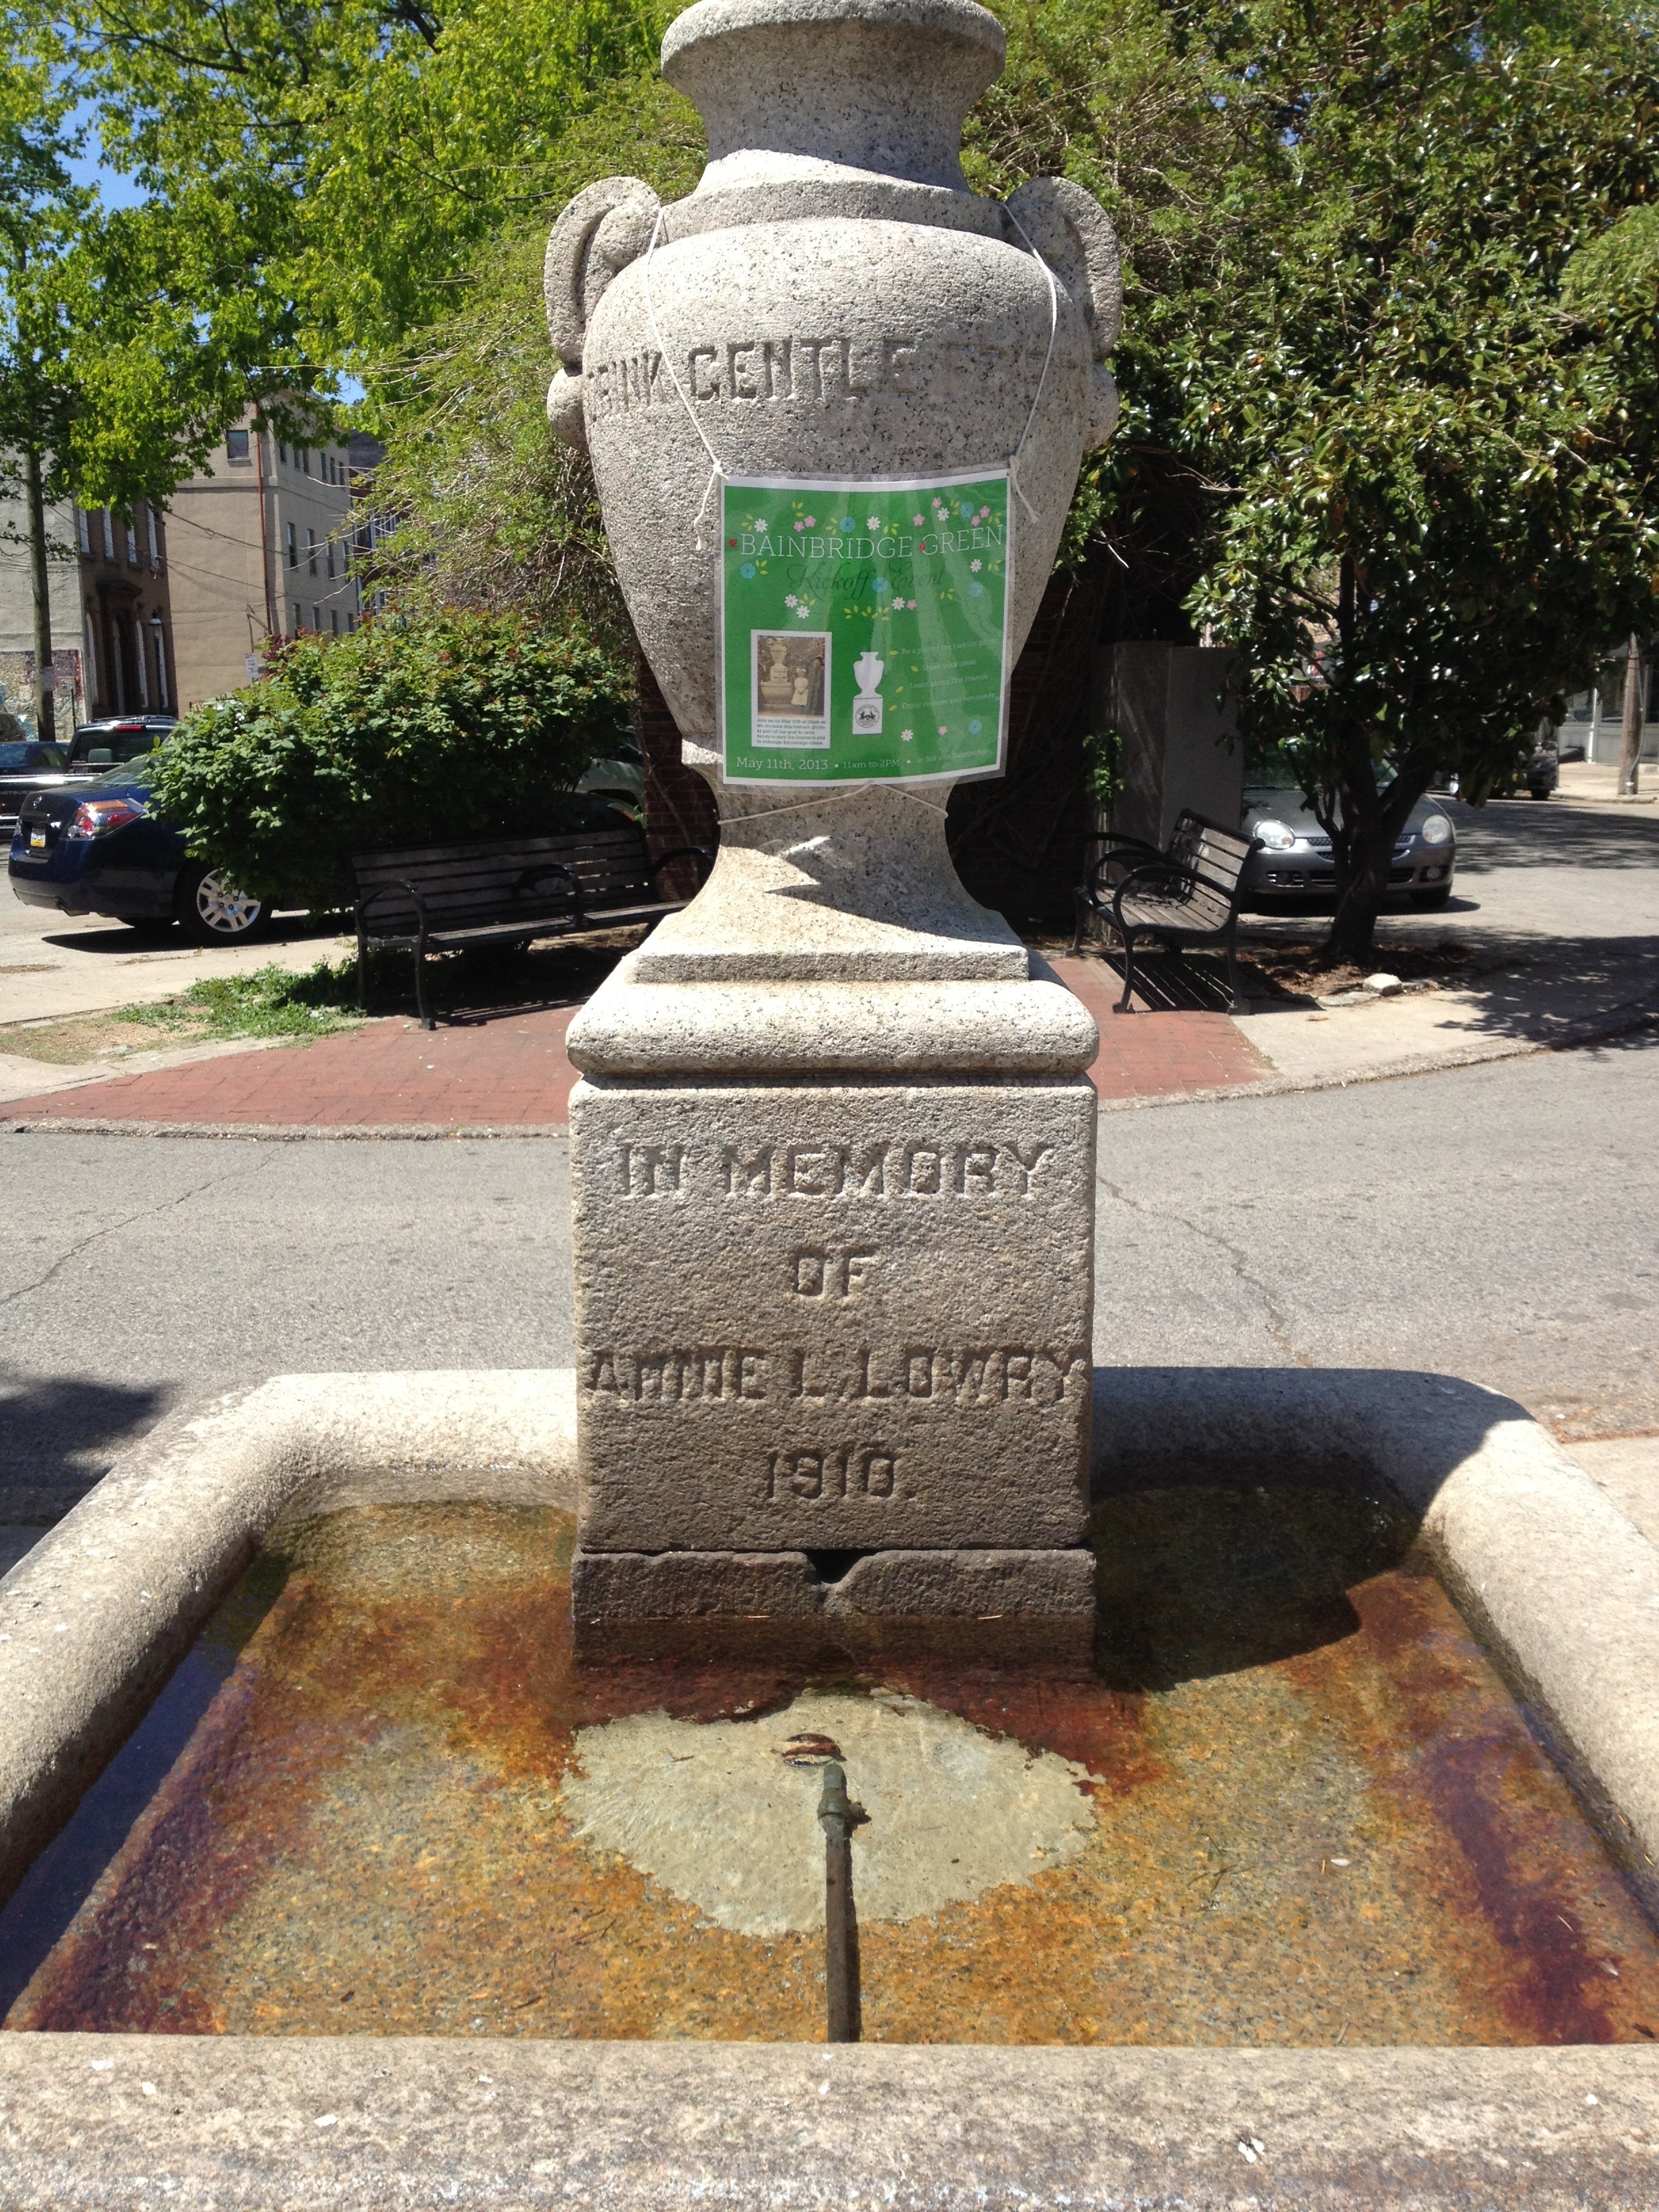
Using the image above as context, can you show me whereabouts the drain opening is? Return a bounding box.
[805,1549,866,1586]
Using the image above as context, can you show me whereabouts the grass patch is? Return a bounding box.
[115,960,365,1042]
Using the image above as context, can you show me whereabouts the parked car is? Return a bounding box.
[9,754,272,944]
[0,740,78,840]
[0,716,178,840]
[1240,786,1458,909]
[63,714,177,769]
[577,738,646,815]
[1516,726,1559,800]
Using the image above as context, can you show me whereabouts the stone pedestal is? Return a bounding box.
[567,782,1099,1648]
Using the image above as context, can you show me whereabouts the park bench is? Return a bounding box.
[1070,809,1256,1015]
[351,821,713,1029]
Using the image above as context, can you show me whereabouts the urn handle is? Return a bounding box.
[544,176,663,450]
[1004,176,1123,451]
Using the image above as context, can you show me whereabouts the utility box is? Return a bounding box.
[1098,644,1243,848]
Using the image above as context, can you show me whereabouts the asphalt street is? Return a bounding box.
[1,1032,1654,1522]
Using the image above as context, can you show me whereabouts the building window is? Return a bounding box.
[125,522,138,566]
[330,607,339,635]
[292,602,302,634]
[326,537,335,579]
[145,502,159,567]
[102,509,115,560]
[77,509,90,555]
[302,449,312,476]
[226,428,251,462]
[287,522,298,568]
[312,604,321,631]
[306,527,317,575]
[279,443,288,466]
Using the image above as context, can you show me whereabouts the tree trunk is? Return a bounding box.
[1322,825,1395,965]
[24,447,56,747]
[1618,633,1645,797]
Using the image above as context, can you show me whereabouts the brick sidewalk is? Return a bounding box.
[3,958,1269,1132]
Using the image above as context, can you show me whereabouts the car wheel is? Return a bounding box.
[176,863,272,945]
[1410,886,1453,909]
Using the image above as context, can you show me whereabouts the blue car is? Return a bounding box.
[9,750,273,945]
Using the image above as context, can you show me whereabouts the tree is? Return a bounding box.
[1142,0,1659,960]
[1,48,335,741]
[22,0,668,368]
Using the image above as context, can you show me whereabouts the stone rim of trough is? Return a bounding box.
[3,1363,1659,2200]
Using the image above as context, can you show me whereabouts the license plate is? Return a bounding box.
[28,829,45,851]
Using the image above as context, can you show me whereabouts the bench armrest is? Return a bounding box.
[648,844,715,888]
[514,861,583,913]
[355,879,419,927]
[1108,858,1194,931]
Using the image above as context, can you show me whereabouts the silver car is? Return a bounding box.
[1241,786,1457,909]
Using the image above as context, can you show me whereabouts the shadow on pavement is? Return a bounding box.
[0,1370,175,1525]
[1448,798,1659,874]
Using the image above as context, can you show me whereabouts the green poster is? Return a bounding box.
[719,470,1011,785]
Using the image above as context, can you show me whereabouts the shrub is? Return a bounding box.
[152,611,635,909]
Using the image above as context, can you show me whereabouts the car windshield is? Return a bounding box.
[0,742,66,772]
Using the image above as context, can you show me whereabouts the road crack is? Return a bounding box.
[0,1146,278,1314]
[1097,1175,1313,1367]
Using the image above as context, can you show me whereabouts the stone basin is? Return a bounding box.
[1,1366,1658,2205]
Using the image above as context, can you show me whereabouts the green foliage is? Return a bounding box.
[23,0,674,365]
[358,78,704,634]
[1,43,328,565]
[117,961,363,1040]
[1081,726,1126,808]
[1563,203,1659,316]
[150,611,636,909]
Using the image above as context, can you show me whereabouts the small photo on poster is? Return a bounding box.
[751,630,830,748]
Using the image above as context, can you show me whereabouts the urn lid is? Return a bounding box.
[662,0,1006,194]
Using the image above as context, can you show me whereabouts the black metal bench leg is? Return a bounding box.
[1225,930,1241,1014]
[413,939,435,1031]
[1114,930,1137,1014]
[355,915,370,1012]
[1069,891,1088,959]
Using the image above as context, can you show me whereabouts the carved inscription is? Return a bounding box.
[764,1447,897,1502]
[588,334,1040,418]
[585,1345,1088,1408]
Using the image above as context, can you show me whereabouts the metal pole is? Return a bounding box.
[817,1761,859,2043]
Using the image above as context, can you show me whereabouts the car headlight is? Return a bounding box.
[1254,819,1297,851]
[1420,813,1452,846]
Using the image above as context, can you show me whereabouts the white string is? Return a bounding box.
[714,779,949,824]
[642,206,724,550]
[1000,203,1061,525]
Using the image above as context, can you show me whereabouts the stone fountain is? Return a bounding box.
[5,0,1659,2196]
[543,0,1123,1644]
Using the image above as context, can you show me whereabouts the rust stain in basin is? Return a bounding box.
[7,1489,1659,2047]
